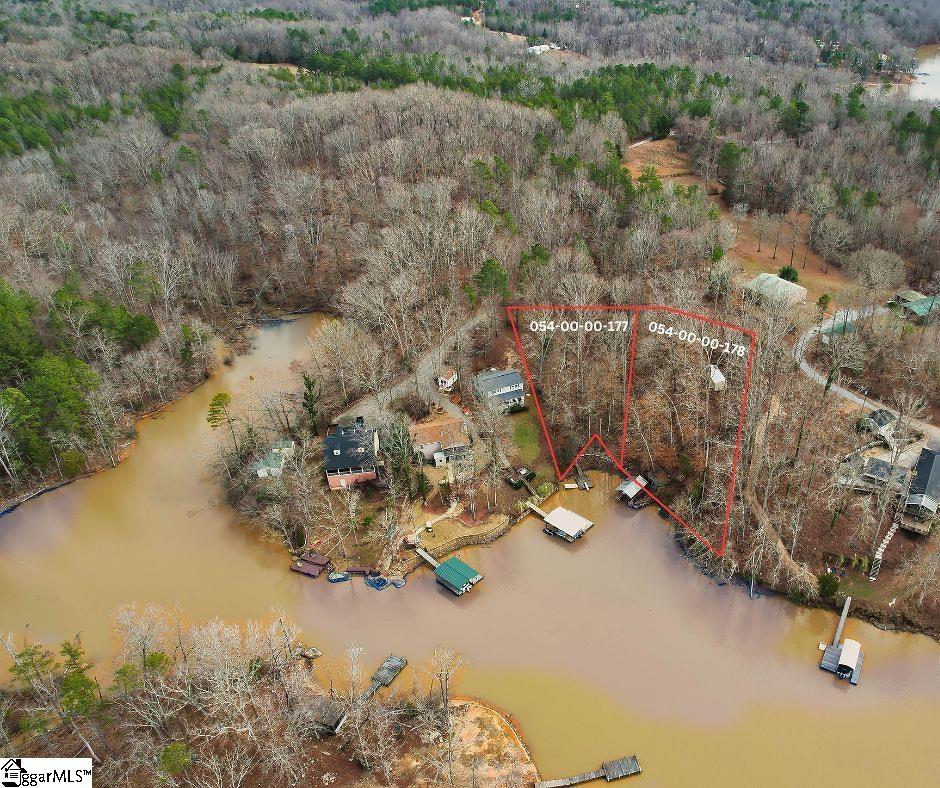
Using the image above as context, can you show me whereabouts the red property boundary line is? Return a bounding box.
[506,304,758,557]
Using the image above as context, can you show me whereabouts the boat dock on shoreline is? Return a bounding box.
[535,755,642,786]
[819,596,864,685]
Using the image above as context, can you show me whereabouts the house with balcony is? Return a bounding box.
[903,447,939,530]
[409,413,470,466]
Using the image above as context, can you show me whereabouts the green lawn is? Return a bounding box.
[512,408,542,467]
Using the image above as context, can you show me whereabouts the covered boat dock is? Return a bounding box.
[434,556,484,595]
[819,596,864,685]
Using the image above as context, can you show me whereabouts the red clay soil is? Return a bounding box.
[625,138,851,305]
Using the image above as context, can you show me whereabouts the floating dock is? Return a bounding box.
[316,654,408,733]
[290,560,326,578]
[819,596,863,685]
[434,556,483,595]
[361,654,407,700]
[414,548,482,595]
[535,755,642,786]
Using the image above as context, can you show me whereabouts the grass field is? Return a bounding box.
[512,408,542,466]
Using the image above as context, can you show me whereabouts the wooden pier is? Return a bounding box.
[535,756,642,786]
[415,546,440,568]
[573,462,593,490]
[819,596,864,685]
[316,654,408,733]
[525,501,548,519]
[361,655,407,700]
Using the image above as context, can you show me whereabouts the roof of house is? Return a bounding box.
[909,448,940,501]
[903,296,940,317]
[324,422,377,472]
[273,439,294,451]
[439,367,456,378]
[616,475,648,499]
[867,409,896,427]
[861,458,907,485]
[544,507,594,538]
[743,273,807,306]
[251,450,285,473]
[473,368,523,395]
[895,289,925,304]
[409,415,469,449]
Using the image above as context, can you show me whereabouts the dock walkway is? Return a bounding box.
[535,756,642,786]
[525,501,548,519]
[573,462,593,490]
[415,546,440,568]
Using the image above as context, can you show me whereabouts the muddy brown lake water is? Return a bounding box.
[1,315,938,785]
[908,44,940,102]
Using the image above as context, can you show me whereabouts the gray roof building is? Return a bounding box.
[473,368,524,407]
[906,448,940,520]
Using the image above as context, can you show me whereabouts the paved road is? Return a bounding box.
[794,305,939,448]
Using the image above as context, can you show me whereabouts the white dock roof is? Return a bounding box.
[544,507,594,538]
[616,476,648,499]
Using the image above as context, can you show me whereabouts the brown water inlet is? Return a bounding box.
[1,315,939,786]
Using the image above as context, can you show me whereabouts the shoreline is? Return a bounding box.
[380,470,940,645]
[0,308,265,518]
[451,694,541,782]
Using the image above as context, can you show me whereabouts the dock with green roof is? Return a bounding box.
[415,552,482,595]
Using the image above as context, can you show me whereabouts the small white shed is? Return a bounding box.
[708,365,726,392]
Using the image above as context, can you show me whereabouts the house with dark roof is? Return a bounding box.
[473,368,524,410]
[324,417,379,490]
[904,447,940,524]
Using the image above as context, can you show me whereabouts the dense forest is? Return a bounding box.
[1,0,939,781]
[0,0,937,505]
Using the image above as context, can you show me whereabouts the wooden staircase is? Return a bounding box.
[870,479,910,582]
[869,521,900,581]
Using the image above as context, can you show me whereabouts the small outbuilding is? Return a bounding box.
[743,273,807,308]
[543,507,594,542]
[708,364,726,391]
[437,368,458,390]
